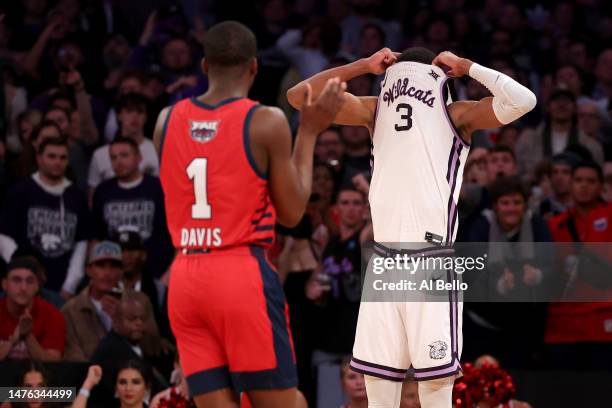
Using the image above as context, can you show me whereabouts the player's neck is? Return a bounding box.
[198,83,249,105]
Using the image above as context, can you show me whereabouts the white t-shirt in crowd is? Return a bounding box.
[88,139,159,188]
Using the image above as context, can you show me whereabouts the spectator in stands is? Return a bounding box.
[496,124,521,150]
[539,152,578,220]
[592,48,612,108]
[7,119,60,183]
[308,187,369,357]
[116,230,170,338]
[4,361,53,408]
[0,257,65,361]
[464,176,552,367]
[339,125,370,186]
[546,161,612,369]
[90,292,163,406]
[578,99,609,158]
[516,88,604,180]
[61,241,161,362]
[91,137,173,279]
[339,356,367,408]
[88,93,159,198]
[0,137,89,296]
[71,360,152,408]
[103,69,147,143]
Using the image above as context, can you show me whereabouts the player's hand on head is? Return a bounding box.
[432,51,470,77]
[300,78,346,134]
[365,47,398,75]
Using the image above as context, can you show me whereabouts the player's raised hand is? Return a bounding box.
[84,365,103,390]
[365,48,398,75]
[432,51,472,77]
[300,78,346,135]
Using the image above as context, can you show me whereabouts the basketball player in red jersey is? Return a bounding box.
[152,21,344,408]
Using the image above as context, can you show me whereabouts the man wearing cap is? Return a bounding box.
[0,256,65,361]
[516,88,603,181]
[117,229,170,338]
[61,241,161,361]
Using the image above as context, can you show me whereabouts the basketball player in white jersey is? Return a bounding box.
[287,48,536,408]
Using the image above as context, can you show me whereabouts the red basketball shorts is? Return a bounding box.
[168,245,297,396]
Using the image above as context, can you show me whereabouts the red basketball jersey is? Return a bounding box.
[159,97,275,250]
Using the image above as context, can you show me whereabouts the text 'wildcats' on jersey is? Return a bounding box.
[370,62,470,244]
[159,97,275,250]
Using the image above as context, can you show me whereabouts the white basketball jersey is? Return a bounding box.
[369,61,470,244]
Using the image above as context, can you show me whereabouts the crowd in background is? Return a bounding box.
[0,0,611,407]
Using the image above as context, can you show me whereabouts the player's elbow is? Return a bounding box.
[523,90,537,113]
[276,206,305,228]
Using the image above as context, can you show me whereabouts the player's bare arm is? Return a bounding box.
[254,78,346,227]
[433,51,537,141]
[286,48,397,130]
[153,106,171,155]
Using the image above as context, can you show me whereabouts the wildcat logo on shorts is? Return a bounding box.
[428,341,448,360]
[190,120,220,143]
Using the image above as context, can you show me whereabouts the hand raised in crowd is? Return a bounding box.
[59,67,85,92]
[522,264,542,287]
[432,51,472,77]
[500,267,515,293]
[83,365,103,390]
[352,173,370,196]
[139,10,158,47]
[364,47,398,75]
[101,294,120,318]
[300,78,346,135]
[17,310,33,340]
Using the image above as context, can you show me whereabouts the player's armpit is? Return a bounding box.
[153,106,172,155]
[333,95,378,130]
[250,107,308,227]
[450,98,503,140]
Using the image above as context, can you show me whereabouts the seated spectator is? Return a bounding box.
[90,292,164,406]
[539,152,579,220]
[71,360,153,408]
[546,161,612,369]
[61,241,160,362]
[463,177,552,367]
[91,137,173,279]
[496,124,521,150]
[339,356,366,408]
[116,230,170,339]
[1,361,53,408]
[88,93,159,199]
[516,88,604,181]
[339,125,371,187]
[0,257,65,361]
[0,137,89,296]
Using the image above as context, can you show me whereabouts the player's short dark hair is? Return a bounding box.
[116,92,148,114]
[396,47,436,64]
[203,21,257,67]
[489,144,517,162]
[488,176,528,203]
[111,136,140,153]
[38,136,68,155]
[572,161,603,182]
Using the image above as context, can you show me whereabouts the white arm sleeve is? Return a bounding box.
[468,63,537,124]
[0,234,17,262]
[62,240,88,294]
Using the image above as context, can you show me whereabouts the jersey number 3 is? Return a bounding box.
[395,103,413,132]
[187,158,212,219]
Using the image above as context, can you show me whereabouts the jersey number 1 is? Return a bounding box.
[187,158,211,219]
[395,103,413,132]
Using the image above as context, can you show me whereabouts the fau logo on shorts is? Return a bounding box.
[190,120,220,143]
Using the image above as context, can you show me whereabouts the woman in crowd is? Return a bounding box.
[0,361,51,408]
[72,359,152,408]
